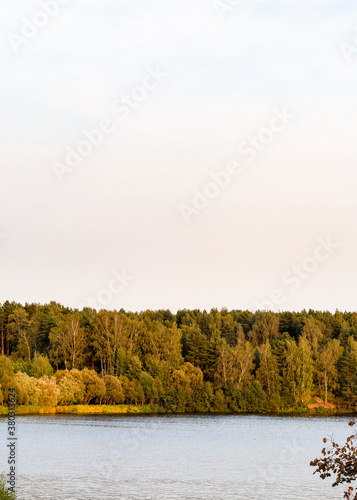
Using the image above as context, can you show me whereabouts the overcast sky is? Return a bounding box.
[1,0,357,313]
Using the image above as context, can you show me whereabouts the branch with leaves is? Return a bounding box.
[310,420,357,499]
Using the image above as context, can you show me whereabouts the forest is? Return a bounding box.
[1,301,357,413]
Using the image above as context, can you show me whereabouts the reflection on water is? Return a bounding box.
[0,414,352,499]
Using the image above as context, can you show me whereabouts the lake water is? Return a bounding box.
[0,413,354,500]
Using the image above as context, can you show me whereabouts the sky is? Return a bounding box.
[1,0,357,313]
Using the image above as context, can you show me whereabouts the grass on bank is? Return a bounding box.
[0,473,16,500]
[0,403,348,416]
[0,404,162,415]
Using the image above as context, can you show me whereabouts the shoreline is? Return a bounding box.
[0,404,355,416]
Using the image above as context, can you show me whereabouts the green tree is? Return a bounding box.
[32,354,53,378]
[138,372,158,405]
[185,326,210,373]
[92,311,127,376]
[0,307,5,356]
[281,334,314,406]
[0,356,16,405]
[220,310,241,346]
[338,337,357,408]
[49,314,87,369]
[81,368,106,404]
[212,389,226,412]
[256,341,280,409]
[249,312,279,346]
[140,321,183,368]
[297,334,314,402]
[214,340,231,389]
[302,316,324,352]
[315,339,343,404]
[103,375,124,405]
[232,339,255,391]
[7,308,33,361]
[232,380,267,412]
[120,376,144,405]
[214,339,254,391]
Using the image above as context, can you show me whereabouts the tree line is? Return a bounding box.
[1,301,357,412]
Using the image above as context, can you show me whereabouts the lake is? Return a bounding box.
[0,414,353,499]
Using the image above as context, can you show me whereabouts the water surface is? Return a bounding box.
[0,414,352,499]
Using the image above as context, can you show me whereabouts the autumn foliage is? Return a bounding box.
[311,420,357,499]
[2,303,357,412]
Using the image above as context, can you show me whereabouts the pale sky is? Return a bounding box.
[1,0,357,313]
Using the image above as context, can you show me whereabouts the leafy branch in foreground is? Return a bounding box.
[0,473,16,500]
[310,420,357,499]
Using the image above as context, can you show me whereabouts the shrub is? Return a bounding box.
[103,376,124,405]
[212,389,226,412]
[120,376,145,405]
[235,380,268,412]
[32,354,53,378]
[14,372,40,406]
[81,369,105,404]
[139,372,158,405]
[57,371,85,405]
[37,376,59,407]
[12,359,33,377]
[0,472,16,499]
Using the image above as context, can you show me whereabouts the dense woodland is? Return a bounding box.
[1,302,357,412]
